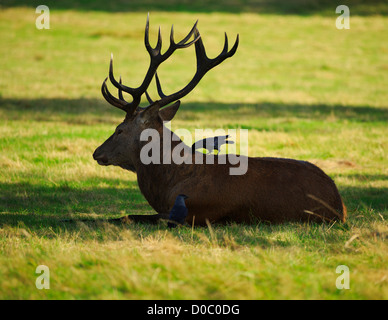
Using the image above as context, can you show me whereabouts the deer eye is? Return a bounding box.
[117,129,123,135]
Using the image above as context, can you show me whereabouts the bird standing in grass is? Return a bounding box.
[168,194,189,228]
[191,135,234,154]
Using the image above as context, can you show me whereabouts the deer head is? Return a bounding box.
[93,15,239,172]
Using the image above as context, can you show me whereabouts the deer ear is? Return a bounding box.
[140,103,160,124]
[159,101,181,122]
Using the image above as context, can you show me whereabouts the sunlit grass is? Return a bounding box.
[0,6,387,299]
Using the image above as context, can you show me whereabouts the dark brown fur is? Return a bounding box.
[94,17,346,225]
[94,111,346,225]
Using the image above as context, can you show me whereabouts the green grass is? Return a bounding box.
[0,3,387,299]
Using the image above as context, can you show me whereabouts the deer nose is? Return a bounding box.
[93,150,109,164]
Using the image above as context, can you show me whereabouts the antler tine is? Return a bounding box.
[169,20,200,49]
[144,13,151,53]
[154,72,167,99]
[195,28,239,71]
[145,20,162,57]
[145,17,200,60]
[101,78,136,113]
[226,33,239,57]
[118,76,126,101]
[145,91,154,104]
[222,32,229,55]
[169,25,174,46]
[156,27,162,54]
[193,28,208,65]
[109,54,137,96]
[150,28,239,109]
[161,23,201,63]
[144,72,165,104]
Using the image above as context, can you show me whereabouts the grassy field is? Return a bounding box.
[0,1,387,299]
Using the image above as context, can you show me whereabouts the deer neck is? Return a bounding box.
[133,126,193,213]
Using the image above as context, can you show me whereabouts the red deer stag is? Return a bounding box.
[93,15,347,225]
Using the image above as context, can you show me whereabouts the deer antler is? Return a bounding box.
[102,14,200,115]
[144,28,239,110]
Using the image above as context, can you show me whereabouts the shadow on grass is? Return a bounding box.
[338,173,388,182]
[1,0,387,16]
[340,186,388,212]
[0,176,387,230]
[0,179,150,218]
[334,173,388,213]
[1,98,387,125]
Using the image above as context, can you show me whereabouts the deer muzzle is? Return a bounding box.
[93,149,110,166]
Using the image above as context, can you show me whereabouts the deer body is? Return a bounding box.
[93,15,346,225]
[96,123,346,224]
